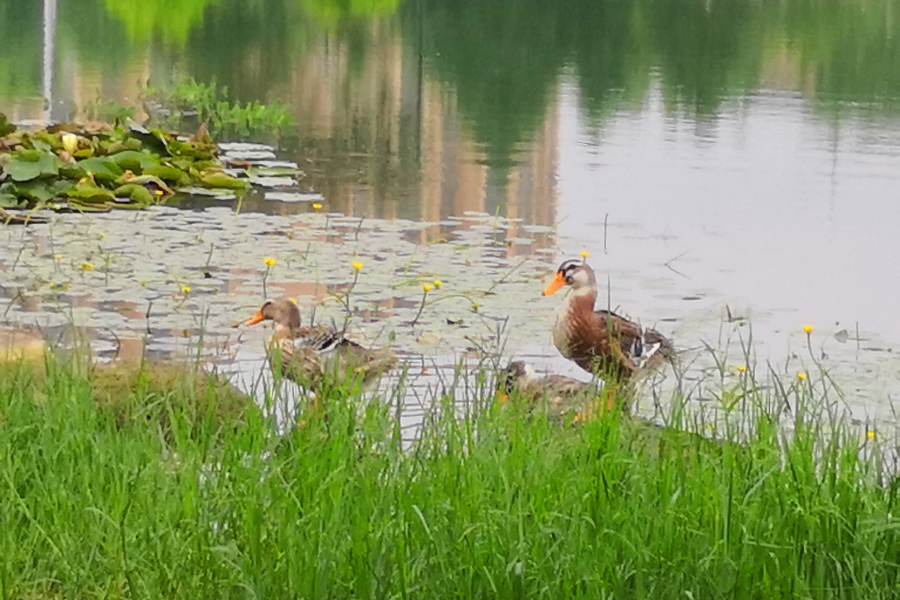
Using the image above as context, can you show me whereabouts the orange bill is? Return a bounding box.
[542,272,566,296]
[245,311,265,326]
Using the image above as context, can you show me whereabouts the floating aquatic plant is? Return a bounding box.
[0,114,250,221]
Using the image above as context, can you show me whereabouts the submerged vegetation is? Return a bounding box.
[0,351,897,598]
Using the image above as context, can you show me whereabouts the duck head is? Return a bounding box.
[542,259,597,296]
[499,360,536,394]
[245,298,302,331]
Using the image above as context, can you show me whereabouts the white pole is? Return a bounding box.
[42,0,58,123]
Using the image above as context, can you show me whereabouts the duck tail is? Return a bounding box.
[643,328,678,369]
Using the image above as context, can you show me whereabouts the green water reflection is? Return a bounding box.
[2,0,900,211]
[0,3,42,98]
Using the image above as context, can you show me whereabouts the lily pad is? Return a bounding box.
[10,179,73,203]
[117,174,174,197]
[113,183,155,205]
[66,181,116,203]
[128,125,171,155]
[31,138,53,153]
[110,150,160,173]
[0,189,22,208]
[64,156,124,183]
[199,171,249,190]
[144,165,190,185]
[4,152,59,182]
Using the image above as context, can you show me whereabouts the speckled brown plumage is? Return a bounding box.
[246,298,397,390]
[498,361,603,420]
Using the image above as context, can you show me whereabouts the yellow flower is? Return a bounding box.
[52,254,62,260]
[312,202,323,211]
[803,325,813,334]
[97,233,105,239]
[61,133,78,155]
[139,280,147,287]
[422,283,433,292]
[433,280,443,289]
[735,365,747,373]
[352,261,363,271]
[182,286,191,294]
[80,262,94,272]
[580,251,590,259]
[796,372,807,380]
[866,430,876,440]
[263,257,277,268]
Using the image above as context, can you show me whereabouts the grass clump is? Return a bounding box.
[5,353,256,442]
[143,78,294,141]
[0,355,897,599]
[89,359,255,439]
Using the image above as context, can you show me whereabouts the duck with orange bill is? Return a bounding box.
[542,259,674,405]
[245,298,397,391]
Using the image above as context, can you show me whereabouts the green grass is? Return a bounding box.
[0,354,897,599]
[142,78,295,141]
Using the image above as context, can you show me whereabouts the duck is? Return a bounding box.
[498,360,603,420]
[245,298,398,391]
[542,259,673,386]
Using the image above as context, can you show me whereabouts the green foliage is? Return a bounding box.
[145,78,295,140]
[83,98,137,124]
[102,0,222,46]
[0,3,41,98]
[0,113,15,137]
[302,0,401,26]
[0,122,248,217]
[0,354,896,598]
[2,151,60,182]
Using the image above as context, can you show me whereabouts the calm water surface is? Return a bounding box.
[3,0,900,422]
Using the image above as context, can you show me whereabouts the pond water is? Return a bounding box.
[2,0,900,432]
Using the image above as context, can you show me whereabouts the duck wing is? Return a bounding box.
[591,310,672,372]
[290,326,353,354]
[276,326,397,389]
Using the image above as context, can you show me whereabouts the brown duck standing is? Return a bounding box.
[542,259,673,407]
[245,298,397,391]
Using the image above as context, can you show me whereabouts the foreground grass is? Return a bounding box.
[0,356,897,599]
